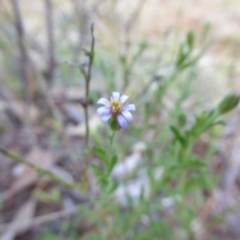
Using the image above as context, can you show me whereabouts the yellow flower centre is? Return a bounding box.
[111,100,123,113]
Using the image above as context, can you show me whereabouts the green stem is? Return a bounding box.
[83,105,89,149]
[109,131,116,159]
[0,146,82,192]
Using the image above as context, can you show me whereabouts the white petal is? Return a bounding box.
[101,113,112,123]
[123,104,136,112]
[97,106,110,116]
[120,94,129,103]
[97,98,110,106]
[117,115,128,130]
[112,92,120,101]
[121,110,133,122]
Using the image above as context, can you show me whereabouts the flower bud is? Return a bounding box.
[217,91,240,115]
[109,118,120,131]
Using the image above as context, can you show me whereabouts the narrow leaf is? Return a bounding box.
[108,155,118,172]
[170,125,186,146]
[93,146,107,162]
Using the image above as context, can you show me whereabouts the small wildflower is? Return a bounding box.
[97,92,136,130]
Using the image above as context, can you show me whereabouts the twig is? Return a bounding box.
[44,0,56,85]
[11,0,28,96]
[0,146,82,192]
[11,0,37,146]
[80,23,95,149]
[78,24,95,195]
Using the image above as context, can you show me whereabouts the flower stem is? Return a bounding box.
[109,131,116,159]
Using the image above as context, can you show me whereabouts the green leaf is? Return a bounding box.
[91,164,103,178]
[217,91,240,115]
[170,125,187,146]
[176,44,187,68]
[108,155,118,172]
[177,112,187,127]
[98,176,109,187]
[182,159,207,169]
[93,146,108,162]
[183,174,211,193]
[205,120,226,131]
[107,182,118,193]
[187,31,195,49]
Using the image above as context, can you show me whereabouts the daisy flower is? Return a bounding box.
[97,92,136,130]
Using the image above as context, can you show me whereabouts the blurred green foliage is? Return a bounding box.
[1,2,239,239]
